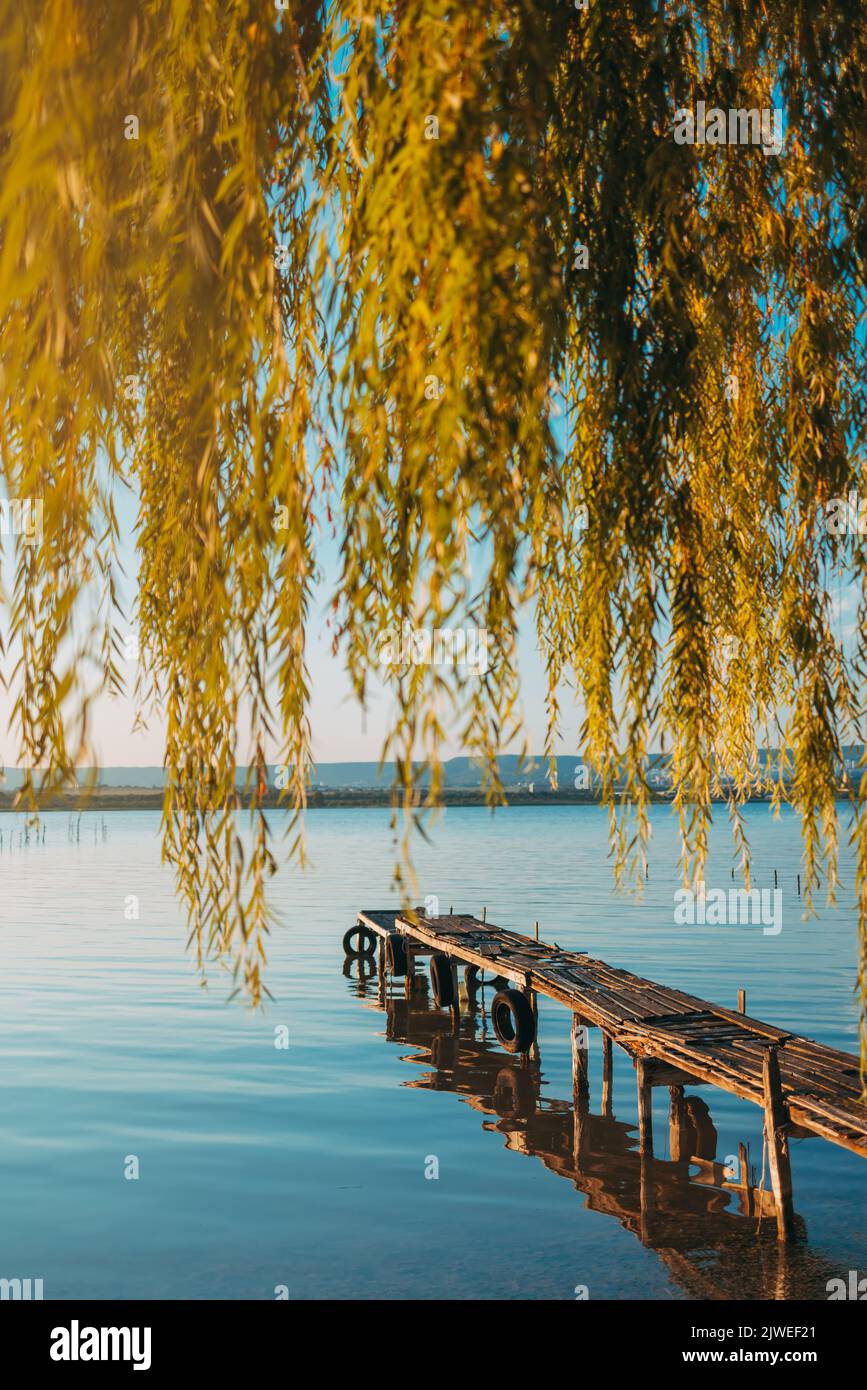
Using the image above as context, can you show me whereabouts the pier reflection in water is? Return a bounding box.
[344,955,840,1301]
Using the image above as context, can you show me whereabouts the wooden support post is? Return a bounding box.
[482,906,487,923]
[762,1045,795,1242]
[377,937,386,1006]
[571,1014,590,1104]
[534,919,539,941]
[668,1084,686,1162]
[404,942,415,1000]
[601,1032,613,1116]
[636,1057,653,1156]
[738,988,746,1014]
[526,987,540,1062]
[571,1013,589,1167]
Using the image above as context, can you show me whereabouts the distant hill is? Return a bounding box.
[0,755,565,791]
[0,748,863,792]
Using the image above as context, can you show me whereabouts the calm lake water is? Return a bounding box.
[0,803,865,1300]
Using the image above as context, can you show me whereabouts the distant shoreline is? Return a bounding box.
[0,786,800,811]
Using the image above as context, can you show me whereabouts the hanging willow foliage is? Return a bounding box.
[1,1,866,1055]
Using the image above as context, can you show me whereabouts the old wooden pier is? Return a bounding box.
[346,906,867,1243]
[347,968,831,1296]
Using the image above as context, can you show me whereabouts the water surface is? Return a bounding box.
[0,804,864,1299]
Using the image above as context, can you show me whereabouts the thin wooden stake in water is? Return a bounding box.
[534,919,539,942]
[738,988,746,1014]
[482,906,486,923]
[738,1142,750,1208]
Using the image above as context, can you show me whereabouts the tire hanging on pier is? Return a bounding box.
[342,925,377,958]
[491,988,536,1054]
[430,953,455,1008]
[385,932,407,975]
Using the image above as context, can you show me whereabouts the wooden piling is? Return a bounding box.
[601,1031,613,1116]
[404,942,415,1000]
[571,1013,589,1164]
[738,988,746,1015]
[404,972,412,1000]
[352,908,867,1178]
[527,987,540,1062]
[378,937,386,1005]
[571,1013,590,1105]
[669,1084,686,1162]
[762,1045,795,1242]
[636,1057,653,1156]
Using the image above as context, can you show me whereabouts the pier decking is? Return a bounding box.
[351,906,867,1242]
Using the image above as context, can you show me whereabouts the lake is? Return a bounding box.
[0,803,864,1300]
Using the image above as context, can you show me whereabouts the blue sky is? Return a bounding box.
[0,463,567,770]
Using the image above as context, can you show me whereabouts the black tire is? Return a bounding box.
[430,953,455,1008]
[491,988,536,1054]
[342,925,377,958]
[385,932,407,975]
